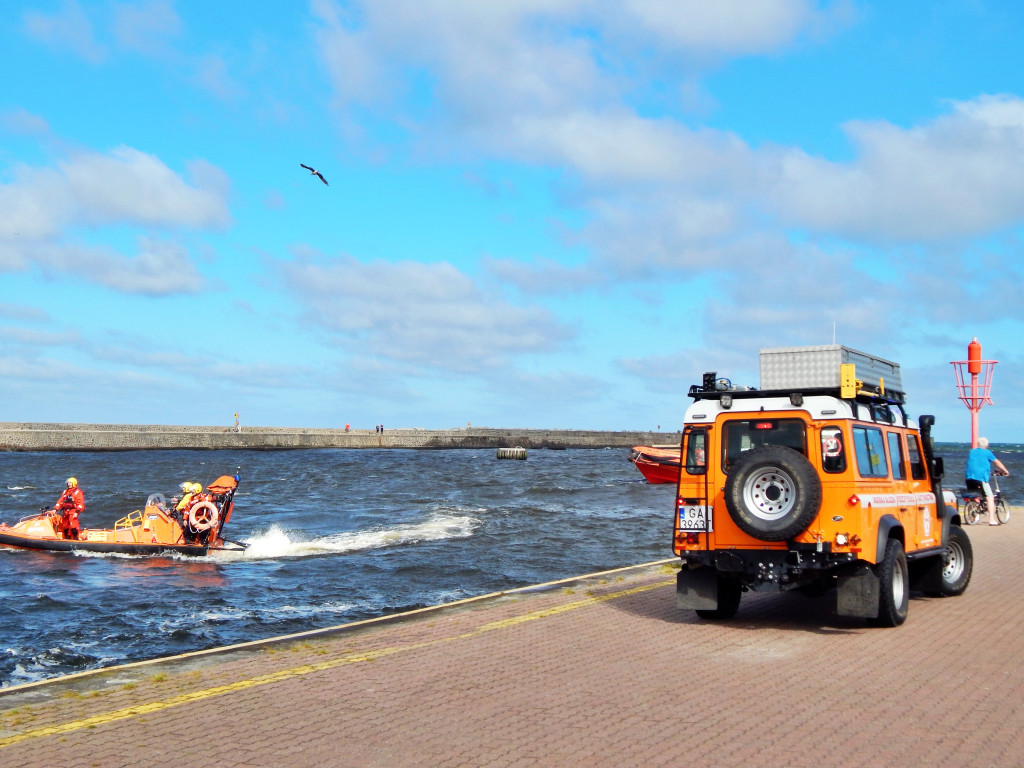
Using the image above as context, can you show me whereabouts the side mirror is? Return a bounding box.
[932,456,944,480]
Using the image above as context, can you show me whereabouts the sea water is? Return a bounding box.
[0,447,677,687]
[0,443,1017,687]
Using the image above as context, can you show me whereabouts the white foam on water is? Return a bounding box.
[210,601,355,622]
[1,511,477,563]
[237,511,479,560]
[73,550,141,560]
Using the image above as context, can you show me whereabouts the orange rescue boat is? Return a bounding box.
[0,475,246,557]
[627,445,682,484]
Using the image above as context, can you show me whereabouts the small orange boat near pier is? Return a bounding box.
[0,474,246,557]
[627,445,681,484]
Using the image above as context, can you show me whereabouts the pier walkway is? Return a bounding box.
[2,520,1023,767]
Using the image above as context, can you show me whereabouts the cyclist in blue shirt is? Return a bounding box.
[966,437,1009,525]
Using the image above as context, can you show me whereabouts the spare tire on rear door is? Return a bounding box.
[724,445,822,541]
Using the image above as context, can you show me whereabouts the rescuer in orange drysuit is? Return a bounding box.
[173,482,203,543]
[54,477,85,540]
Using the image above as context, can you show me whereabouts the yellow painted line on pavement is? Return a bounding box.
[0,577,673,749]
[476,580,673,631]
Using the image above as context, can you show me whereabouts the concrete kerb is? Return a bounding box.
[0,557,679,704]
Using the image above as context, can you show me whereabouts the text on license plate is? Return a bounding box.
[678,505,713,532]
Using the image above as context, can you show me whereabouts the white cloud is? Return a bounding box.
[22,0,243,105]
[1,108,52,138]
[583,193,744,274]
[310,0,848,152]
[618,349,711,395]
[194,54,244,100]
[0,325,80,347]
[616,0,852,56]
[33,237,206,296]
[500,112,754,186]
[304,2,1024,398]
[309,3,1024,254]
[310,0,388,107]
[111,0,181,55]
[22,0,105,63]
[90,333,312,389]
[0,144,230,295]
[0,303,50,322]
[2,146,230,236]
[278,254,574,371]
[707,247,897,345]
[483,255,598,295]
[61,147,231,229]
[476,366,608,414]
[771,94,1024,241]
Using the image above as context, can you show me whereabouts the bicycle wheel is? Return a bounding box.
[996,497,1010,525]
[963,500,982,526]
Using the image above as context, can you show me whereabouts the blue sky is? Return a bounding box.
[2,1,1023,441]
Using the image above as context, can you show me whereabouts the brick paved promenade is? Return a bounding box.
[2,519,1023,768]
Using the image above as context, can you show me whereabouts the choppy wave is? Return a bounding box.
[6,512,481,564]
[238,512,479,559]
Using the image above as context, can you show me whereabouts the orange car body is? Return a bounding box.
[672,347,970,626]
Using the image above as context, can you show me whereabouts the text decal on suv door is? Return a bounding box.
[854,492,936,507]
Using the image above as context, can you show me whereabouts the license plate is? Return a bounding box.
[678,504,713,532]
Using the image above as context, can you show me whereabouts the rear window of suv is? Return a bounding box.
[722,418,806,472]
[684,428,708,475]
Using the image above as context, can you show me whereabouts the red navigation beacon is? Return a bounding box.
[951,337,997,448]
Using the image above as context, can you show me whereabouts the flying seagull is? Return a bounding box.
[300,163,329,186]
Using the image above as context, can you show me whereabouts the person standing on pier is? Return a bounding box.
[54,477,85,540]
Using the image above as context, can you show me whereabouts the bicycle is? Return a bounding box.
[961,473,1010,525]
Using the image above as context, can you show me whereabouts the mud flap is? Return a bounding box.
[836,564,880,618]
[676,567,719,610]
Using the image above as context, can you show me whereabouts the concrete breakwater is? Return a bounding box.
[0,422,676,452]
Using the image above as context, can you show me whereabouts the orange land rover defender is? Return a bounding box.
[673,345,972,627]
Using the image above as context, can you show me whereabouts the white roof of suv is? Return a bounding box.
[684,393,913,429]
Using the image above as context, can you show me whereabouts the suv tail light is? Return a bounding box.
[674,532,703,548]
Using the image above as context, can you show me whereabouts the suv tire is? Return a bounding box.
[937,525,973,596]
[872,538,909,627]
[724,445,822,541]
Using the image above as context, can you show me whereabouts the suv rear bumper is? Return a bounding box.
[678,547,860,590]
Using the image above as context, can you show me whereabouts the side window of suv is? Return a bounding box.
[887,432,906,480]
[906,434,926,480]
[852,425,889,478]
[820,426,846,473]
[684,428,707,475]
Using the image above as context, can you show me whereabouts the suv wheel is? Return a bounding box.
[937,525,973,596]
[724,445,822,541]
[872,538,909,627]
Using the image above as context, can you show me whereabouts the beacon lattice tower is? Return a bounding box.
[950,337,997,448]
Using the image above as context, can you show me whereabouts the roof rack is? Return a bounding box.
[687,380,906,407]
